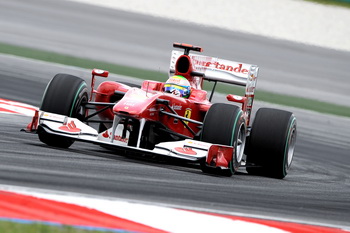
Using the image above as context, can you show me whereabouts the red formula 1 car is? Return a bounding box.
[24,43,297,178]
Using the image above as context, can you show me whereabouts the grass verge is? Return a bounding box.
[0,220,116,233]
[0,42,349,118]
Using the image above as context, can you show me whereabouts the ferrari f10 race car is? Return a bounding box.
[24,43,297,179]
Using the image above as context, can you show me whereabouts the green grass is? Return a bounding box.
[304,0,350,8]
[0,42,165,81]
[0,220,118,233]
[1,42,350,118]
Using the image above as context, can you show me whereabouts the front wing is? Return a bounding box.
[24,111,235,168]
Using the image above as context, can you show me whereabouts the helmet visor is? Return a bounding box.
[164,84,190,97]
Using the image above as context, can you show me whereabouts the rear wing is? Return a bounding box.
[169,46,259,125]
[169,50,259,91]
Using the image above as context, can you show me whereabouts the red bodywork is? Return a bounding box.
[95,80,210,138]
[23,43,258,172]
[91,43,249,143]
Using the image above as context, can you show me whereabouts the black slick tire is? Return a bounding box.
[38,74,88,148]
[246,108,297,179]
[200,103,246,176]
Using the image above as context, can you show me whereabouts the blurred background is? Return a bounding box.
[1,0,349,115]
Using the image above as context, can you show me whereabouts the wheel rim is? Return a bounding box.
[236,123,246,163]
[285,123,297,170]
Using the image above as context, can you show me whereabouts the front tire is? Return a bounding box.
[200,103,246,176]
[246,108,297,179]
[39,74,88,148]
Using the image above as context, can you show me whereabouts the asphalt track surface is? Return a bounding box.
[1,56,350,230]
[0,0,350,230]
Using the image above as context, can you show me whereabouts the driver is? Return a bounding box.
[164,75,191,98]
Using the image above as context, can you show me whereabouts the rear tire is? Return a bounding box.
[200,103,246,176]
[246,108,297,179]
[39,74,88,148]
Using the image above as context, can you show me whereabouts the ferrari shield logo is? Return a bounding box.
[184,108,192,126]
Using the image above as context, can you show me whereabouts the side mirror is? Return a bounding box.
[92,69,109,77]
[90,69,109,101]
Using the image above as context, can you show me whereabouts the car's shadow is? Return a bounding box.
[25,141,249,178]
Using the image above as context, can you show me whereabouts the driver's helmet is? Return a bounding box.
[164,75,191,98]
